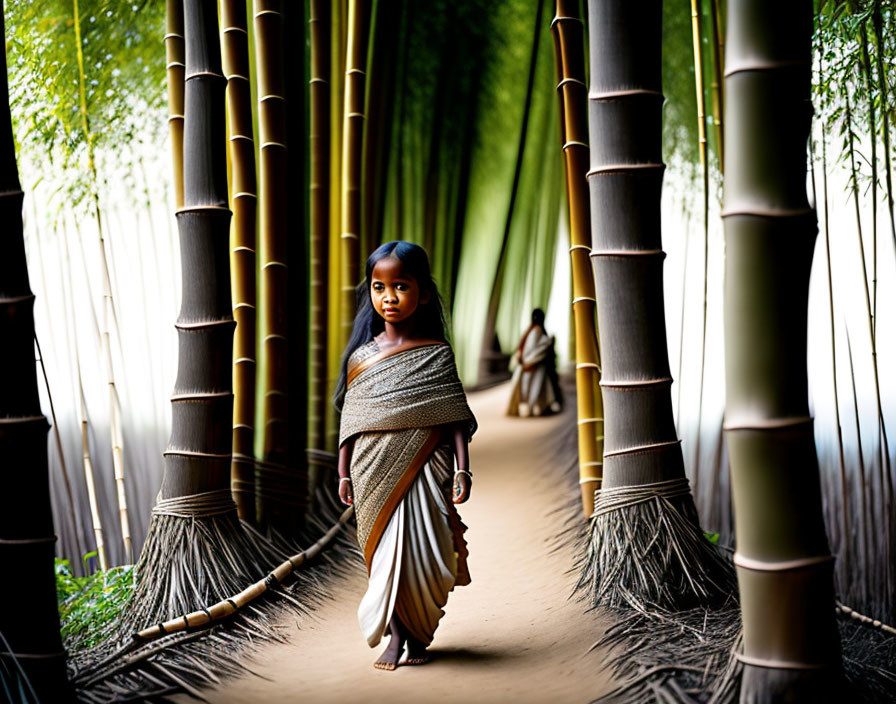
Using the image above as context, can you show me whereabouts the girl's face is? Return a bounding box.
[370,255,429,325]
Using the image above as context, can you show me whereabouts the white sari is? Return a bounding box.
[507,325,560,417]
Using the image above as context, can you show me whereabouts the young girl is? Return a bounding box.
[334,241,476,671]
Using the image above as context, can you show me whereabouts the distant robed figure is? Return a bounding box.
[507,308,563,417]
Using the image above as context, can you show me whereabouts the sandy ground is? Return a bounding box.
[197,382,615,704]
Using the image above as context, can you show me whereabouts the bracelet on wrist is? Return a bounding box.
[454,469,472,478]
[339,477,352,484]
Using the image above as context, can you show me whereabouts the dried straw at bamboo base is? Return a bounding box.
[576,0,734,612]
[589,602,896,704]
[71,507,355,696]
[69,491,359,700]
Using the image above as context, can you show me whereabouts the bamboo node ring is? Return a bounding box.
[602,439,681,458]
[735,653,831,670]
[587,163,665,178]
[589,88,664,100]
[601,376,672,388]
[733,552,833,572]
[590,248,665,259]
[550,15,583,28]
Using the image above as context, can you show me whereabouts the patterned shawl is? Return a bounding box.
[340,341,476,569]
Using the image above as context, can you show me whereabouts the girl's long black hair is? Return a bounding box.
[333,241,450,411]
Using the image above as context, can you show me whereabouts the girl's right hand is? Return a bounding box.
[338,478,354,506]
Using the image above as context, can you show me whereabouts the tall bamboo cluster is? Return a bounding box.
[72,0,133,563]
[254,0,300,533]
[723,1,842,699]
[165,0,185,208]
[307,0,331,501]
[221,0,258,523]
[338,0,370,345]
[578,0,732,610]
[551,0,603,517]
[0,9,70,696]
[124,0,275,632]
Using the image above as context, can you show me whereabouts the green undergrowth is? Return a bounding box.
[55,554,135,652]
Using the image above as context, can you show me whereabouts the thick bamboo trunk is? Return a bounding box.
[551,0,603,517]
[160,0,233,503]
[0,10,71,697]
[166,0,185,208]
[578,0,732,610]
[124,0,286,633]
[221,0,258,523]
[254,0,301,533]
[339,0,370,346]
[308,0,331,504]
[723,1,842,699]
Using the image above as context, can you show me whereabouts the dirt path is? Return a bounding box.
[202,383,614,703]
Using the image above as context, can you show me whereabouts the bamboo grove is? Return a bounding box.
[2,0,896,702]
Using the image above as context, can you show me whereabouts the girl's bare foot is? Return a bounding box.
[403,635,430,666]
[373,639,403,671]
[374,615,406,671]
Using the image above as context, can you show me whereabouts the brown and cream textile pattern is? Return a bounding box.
[339,341,477,564]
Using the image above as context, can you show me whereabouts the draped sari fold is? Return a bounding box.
[340,341,476,647]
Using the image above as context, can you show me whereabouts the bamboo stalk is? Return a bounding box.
[36,333,87,561]
[552,0,604,516]
[72,0,132,564]
[307,0,330,506]
[166,0,186,208]
[221,0,258,524]
[26,209,89,566]
[859,20,878,341]
[0,7,71,695]
[870,0,895,604]
[676,192,691,425]
[325,0,348,453]
[61,222,108,572]
[722,1,841,697]
[339,0,370,347]
[578,0,732,611]
[253,0,299,532]
[361,0,400,253]
[845,96,892,594]
[689,0,710,495]
[846,328,873,607]
[813,44,851,595]
[871,0,896,266]
[708,0,724,171]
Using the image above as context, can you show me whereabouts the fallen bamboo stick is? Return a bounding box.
[133,506,354,642]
